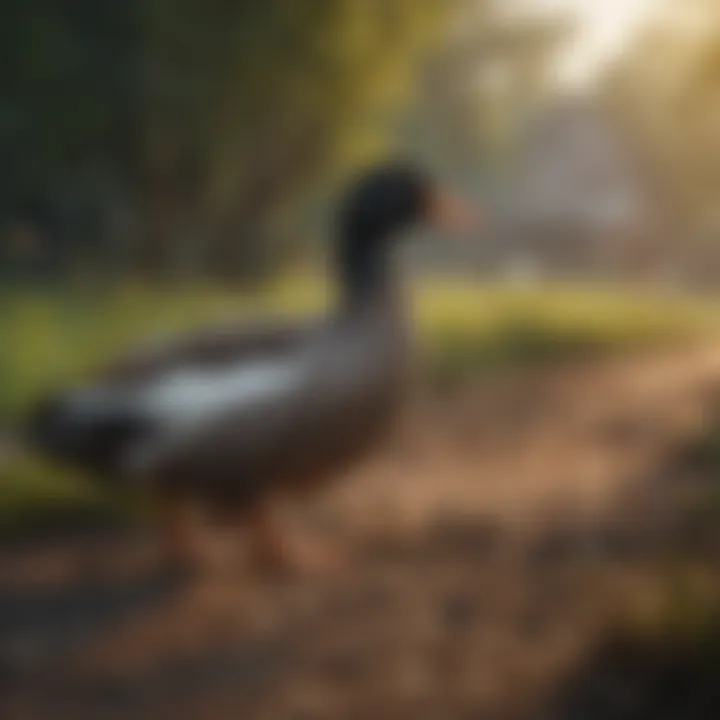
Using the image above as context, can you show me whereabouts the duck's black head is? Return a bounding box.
[336,163,433,302]
[336,162,477,304]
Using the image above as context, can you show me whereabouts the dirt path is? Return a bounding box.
[2,343,720,719]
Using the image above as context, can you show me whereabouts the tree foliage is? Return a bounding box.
[603,0,720,245]
[404,0,569,190]
[1,0,445,281]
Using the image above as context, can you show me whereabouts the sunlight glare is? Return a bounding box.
[508,0,657,89]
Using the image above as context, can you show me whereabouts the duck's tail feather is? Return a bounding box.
[24,389,154,474]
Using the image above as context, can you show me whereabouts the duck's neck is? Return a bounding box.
[336,227,399,318]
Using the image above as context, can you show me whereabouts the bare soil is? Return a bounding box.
[3,343,720,719]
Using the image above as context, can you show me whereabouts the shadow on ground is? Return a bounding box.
[548,621,720,719]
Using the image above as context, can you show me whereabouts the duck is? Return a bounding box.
[25,162,476,575]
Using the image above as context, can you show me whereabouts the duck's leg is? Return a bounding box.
[246,500,344,577]
[155,492,208,572]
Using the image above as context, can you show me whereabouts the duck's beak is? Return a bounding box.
[427,189,481,236]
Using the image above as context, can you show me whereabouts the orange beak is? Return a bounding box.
[427,189,481,236]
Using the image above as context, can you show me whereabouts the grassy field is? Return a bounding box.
[1,277,719,530]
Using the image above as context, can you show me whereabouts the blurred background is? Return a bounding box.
[3,0,720,717]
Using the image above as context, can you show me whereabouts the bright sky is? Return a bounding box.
[511,0,657,88]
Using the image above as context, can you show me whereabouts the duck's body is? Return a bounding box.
[26,164,458,573]
[86,287,406,500]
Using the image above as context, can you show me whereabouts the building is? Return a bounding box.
[490,97,668,280]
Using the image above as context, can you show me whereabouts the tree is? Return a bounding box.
[402,0,569,189]
[602,0,720,254]
[1,0,448,283]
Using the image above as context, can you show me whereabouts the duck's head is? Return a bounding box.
[336,162,476,300]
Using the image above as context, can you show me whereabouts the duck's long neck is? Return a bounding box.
[336,226,399,318]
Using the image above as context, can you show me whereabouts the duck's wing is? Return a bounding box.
[124,330,400,494]
[43,329,317,477]
[28,318,326,477]
[122,347,317,480]
[96,317,321,385]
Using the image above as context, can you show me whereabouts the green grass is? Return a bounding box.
[1,277,719,531]
[418,279,720,385]
[0,457,126,537]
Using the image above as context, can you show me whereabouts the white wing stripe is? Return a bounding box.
[139,360,304,429]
